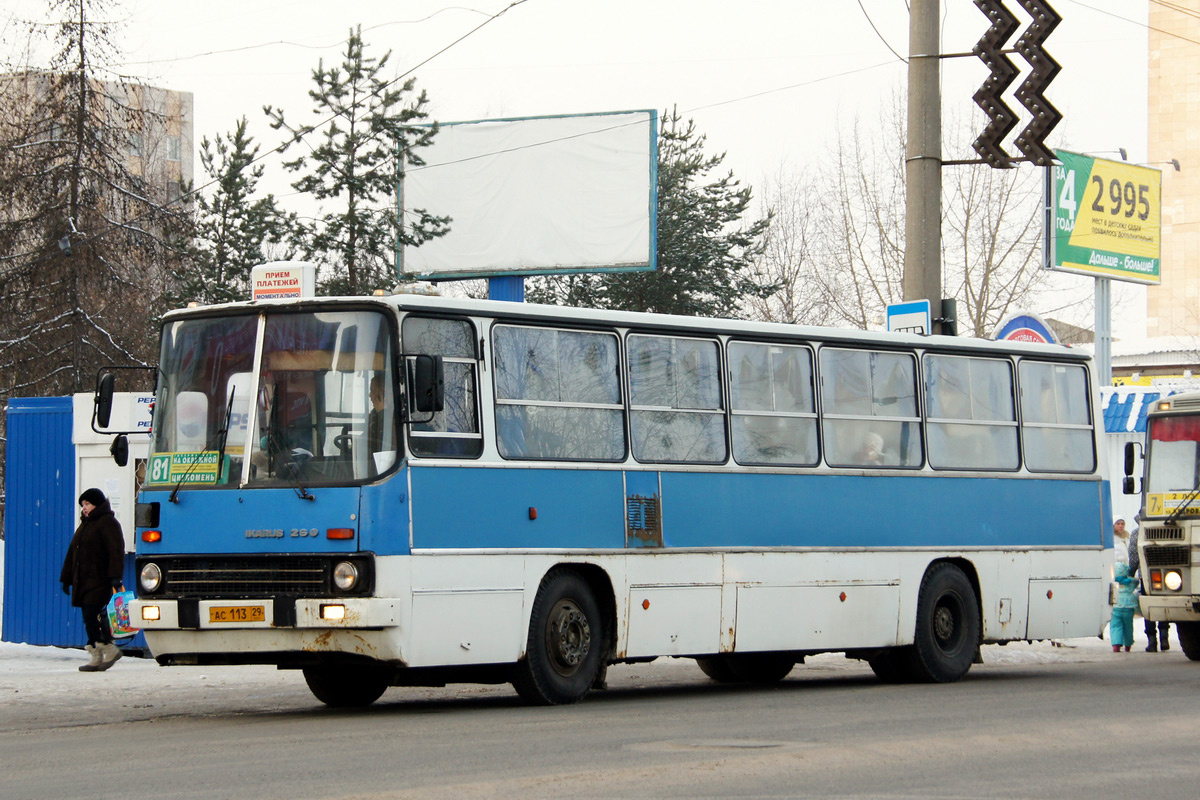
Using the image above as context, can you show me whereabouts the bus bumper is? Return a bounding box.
[129,597,401,630]
[1139,595,1200,622]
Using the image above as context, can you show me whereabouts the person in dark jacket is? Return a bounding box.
[1128,514,1171,652]
[60,488,126,671]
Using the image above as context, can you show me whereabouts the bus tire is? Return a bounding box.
[696,655,741,683]
[867,649,917,683]
[512,570,605,705]
[303,664,391,707]
[1176,622,1200,661]
[907,562,980,683]
[730,653,795,683]
[697,653,794,684]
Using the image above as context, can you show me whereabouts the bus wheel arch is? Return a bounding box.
[512,565,611,705]
[907,559,982,683]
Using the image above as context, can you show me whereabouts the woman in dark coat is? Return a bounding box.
[60,488,126,671]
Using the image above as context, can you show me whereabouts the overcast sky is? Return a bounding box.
[95,0,1152,179]
[3,0,1155,334]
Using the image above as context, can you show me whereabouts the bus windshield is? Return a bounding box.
[148,308,397,489]
[1146,415,1200,497]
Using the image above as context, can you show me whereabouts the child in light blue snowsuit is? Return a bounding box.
[1111,562,1139,652]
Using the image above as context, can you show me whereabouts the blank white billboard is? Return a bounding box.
[400,110,657,280]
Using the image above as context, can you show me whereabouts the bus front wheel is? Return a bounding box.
[303,664,391,707]
[512,570,605,705]
[907,562,980,683]
[1176,621,1200,661]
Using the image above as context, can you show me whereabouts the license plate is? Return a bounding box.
[209,605,265,623]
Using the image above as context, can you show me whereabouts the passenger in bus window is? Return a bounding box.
[367,375,386,455]
[854,431,885,466]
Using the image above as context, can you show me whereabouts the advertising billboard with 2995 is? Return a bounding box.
[1050,149,1161,285]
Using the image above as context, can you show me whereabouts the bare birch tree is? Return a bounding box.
[749,90,1046,337]
[0,0,187,481]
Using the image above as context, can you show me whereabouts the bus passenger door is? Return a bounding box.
[625,471,662,547]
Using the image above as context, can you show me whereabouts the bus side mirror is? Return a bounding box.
[1123,476,1136,495]
[110,434,129,467]
[95,372,116,429]
[412,355,445,414]
[1124,442,1136,476]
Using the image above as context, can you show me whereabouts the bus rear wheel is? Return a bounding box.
[1176,622,1200,661]
[512,570,605,705]
[907,562,980,683]
[303,664,391,707]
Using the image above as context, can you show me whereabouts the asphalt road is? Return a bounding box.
[2,641,1198,799]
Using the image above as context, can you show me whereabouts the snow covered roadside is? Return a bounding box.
[0,633,1136,729]
[0,537,1170,727]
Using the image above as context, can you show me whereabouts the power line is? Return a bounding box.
[13,0,532,264]
[112,7,494,68]
[857,0,908,64]
[1065,0,1200,48]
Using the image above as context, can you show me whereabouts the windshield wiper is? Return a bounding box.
[214,387,235,484]
[1165,479,1200,526]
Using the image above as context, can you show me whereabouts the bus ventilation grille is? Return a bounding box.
[160,557,329,597]
[1144,526,1184,541]
[626,494,663,547]
[1172,396,1200,410]
[1144,545,1189,567]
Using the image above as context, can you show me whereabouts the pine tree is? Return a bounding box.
[528,108,771,318]
[174,118,297,306]
[265,27,448,296]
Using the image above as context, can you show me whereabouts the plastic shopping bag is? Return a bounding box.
[105,590,138,643]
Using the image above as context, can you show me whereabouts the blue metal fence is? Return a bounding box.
[3,397,145,651]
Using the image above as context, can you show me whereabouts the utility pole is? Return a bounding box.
[904,0,943,334]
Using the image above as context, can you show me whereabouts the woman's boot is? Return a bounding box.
[78,644,103,672]
[94,642,123,671]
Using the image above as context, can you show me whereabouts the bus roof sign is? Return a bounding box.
[252,262,316,301]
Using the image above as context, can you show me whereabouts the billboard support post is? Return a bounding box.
[1095,277,1112,385]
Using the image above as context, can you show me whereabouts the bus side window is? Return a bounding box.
[1018,361,1094,473]
[403,316,483,459]
[924,354,1018,471]
[819,347,922,469]
[629,334,726,464]
[494,324,624,461]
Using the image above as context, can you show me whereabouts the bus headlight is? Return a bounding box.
[333,561,359,591]
[1164,570,1184,592]
[140,562,162,593]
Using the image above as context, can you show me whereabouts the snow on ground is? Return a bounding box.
[0,632,1157,717]
[0,537,1179,718]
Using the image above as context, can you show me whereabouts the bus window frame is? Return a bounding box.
[626,330,728,466]
[818,345,924,470]
[1016,358,1097,474]
[922,352,1020,472]
[401,313,485,460]
[491,321,627,463]
[726,338,819,468]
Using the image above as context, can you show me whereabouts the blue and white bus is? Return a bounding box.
[117,293,1111,706]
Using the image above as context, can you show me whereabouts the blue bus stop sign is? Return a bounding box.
[887,300,931,334]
